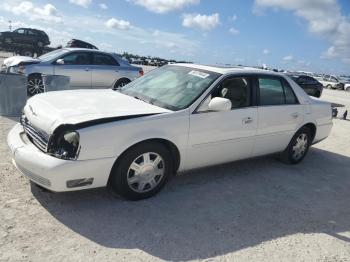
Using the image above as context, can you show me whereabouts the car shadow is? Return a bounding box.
[32,148,350,261]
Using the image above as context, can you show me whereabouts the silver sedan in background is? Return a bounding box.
[2,48,143,95]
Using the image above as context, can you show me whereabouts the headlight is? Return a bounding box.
[49,130,80,160]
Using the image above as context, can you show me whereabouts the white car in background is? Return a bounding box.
[8,64,333,200]
[319,74,344,90]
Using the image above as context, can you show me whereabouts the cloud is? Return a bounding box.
[254,0,350,64]
[129,0,200,14]
[283,54,294,61]
[263,49,270,55]
[69,0,92,8]
[228,27,239,35]
[182,13,220,31]
[105,18,131,30]
[99,3,108,10]
[0,1,62,23]
[229,15,237,22]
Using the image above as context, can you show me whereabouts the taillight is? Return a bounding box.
[139,70,144,76]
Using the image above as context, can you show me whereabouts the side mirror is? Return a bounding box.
[208,97,232,112]
[56,59,65,65]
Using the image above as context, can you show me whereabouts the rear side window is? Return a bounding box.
[259,78,285,106]
[93,53,119,66]
[258,77,298,106]
[283,80,298,104]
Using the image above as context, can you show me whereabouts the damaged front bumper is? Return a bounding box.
[7,123,116,192]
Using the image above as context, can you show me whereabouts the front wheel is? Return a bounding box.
[326,84,332,89]
[281,127,311,164]
[27,74,44,96]
[109,142,173,200]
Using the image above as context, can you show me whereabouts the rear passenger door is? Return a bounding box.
[91,53,120,88]
[253,76,303,157]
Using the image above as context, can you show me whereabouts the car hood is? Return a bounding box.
[3,56,40,67]
[24,89,171,134]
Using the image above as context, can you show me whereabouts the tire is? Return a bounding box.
[22,50,33,57]
[27,74,44,96]
[315,91,321,98]
[109,142,173,200]
[346,86,350,92]
[326,85,332,89]
[113,78,130,91]
[280,127,311,165]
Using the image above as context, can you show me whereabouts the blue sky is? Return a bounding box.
[0,0,349,74]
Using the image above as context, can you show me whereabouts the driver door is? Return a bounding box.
[186,76,258,170]
[53,52,92,89]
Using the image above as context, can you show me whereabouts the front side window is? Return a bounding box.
[93,53,119,66]
[16,29,25,34]
[61,52,91,65]
[120,65,221,111]
[212,77,250,109]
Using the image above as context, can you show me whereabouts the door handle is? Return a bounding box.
[291,112,299,118]
[243,117,253,124]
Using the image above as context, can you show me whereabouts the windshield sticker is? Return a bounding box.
[188,70,210,79]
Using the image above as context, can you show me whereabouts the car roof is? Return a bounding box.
[173,63,283,76]
[62,48,106,53]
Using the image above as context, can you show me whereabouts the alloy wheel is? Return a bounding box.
[127,152,165,193]
[292,133,308,161]
[28,77,44,95]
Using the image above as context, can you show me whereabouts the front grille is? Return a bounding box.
[21,116,50,152]
[17,163,51,187]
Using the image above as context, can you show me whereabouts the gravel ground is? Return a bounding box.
[1,90,350,262]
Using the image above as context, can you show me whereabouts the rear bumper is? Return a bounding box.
[313,122,333,144]
[7,123,116,192]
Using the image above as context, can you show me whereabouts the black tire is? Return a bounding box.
[109,142,173,200]
[27,74,44,96]
[326,85,332,89]
[22,50,34,57]
[113,78,130,90]
[315,91,321,98]
[346,87,350,92]
[280,127,311,165]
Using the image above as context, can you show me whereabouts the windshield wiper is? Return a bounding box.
[133,95,154,105]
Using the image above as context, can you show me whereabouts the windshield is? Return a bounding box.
[120,65,221,111]
[38,49,69,62]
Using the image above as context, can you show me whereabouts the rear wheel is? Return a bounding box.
[113,78,130,90]
[109,142,173,200]
[326,84,332,89]
[281,127,311,164]
[22,50,34,57]
[27,74,44,96]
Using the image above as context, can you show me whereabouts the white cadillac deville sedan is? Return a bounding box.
[8,64,333,200]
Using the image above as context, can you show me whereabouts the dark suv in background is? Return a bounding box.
[0,28,50,48]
